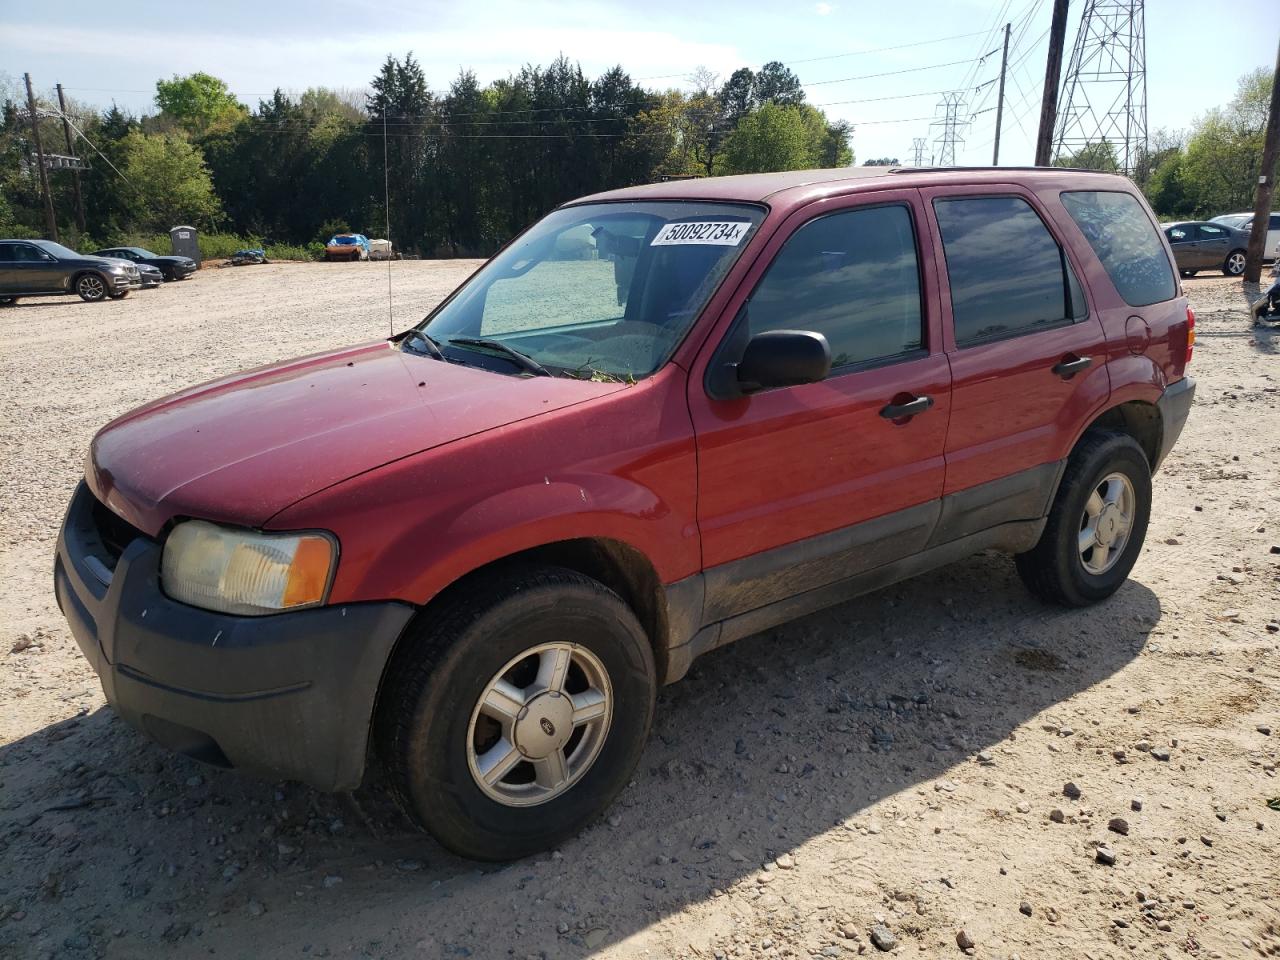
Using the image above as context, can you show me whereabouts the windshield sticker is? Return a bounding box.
[651,221,750,246]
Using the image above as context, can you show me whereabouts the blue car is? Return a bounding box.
[325,233,370,261]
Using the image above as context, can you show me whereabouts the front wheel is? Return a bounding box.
[76,274,107,302]
[1223,250,1247,276]
[1015,431,1152,607]
[376,566,656,860]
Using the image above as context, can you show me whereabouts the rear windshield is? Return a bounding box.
[420,201,765,380]
[1060,191,1176,307]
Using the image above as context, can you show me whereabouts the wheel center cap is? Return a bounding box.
[1096,505,1120,545]
[513,692,573,759]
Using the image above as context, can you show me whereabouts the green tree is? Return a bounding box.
[117,130,222,231]
[720,102,813,173]
[154,72,246,134]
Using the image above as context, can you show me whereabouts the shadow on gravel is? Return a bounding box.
[0,551,1159,959]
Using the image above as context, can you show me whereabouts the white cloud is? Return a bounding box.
[815,2,835,14]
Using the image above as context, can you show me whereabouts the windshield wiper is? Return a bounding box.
[401,328,445,361]
[447,337,551,377]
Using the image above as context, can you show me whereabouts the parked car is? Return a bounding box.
[1162,220,1251,276]
[92,245,197,281]
[1209,211,1280,259]
[56,167,1195,861]
[368,238,393,261]
[325,233,370,261]
[135,262,164,289]
[0,238,141,303]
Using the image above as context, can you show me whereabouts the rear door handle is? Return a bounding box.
[879,395,934,419]
[1052,355,1092,379]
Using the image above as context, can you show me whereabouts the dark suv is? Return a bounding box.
[0,239,142,303]
[56,167,1195,860]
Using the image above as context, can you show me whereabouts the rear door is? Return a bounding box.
[0,242,18,290]
[688,189,951,621]
[921,186,1109,539]
[1194,223,1230,270]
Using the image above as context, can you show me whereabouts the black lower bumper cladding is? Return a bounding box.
[54,482,414,790]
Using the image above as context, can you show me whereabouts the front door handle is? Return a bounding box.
[879,395,934,419]
[1052,354,1092,379]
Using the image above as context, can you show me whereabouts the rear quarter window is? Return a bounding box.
[1060,190,1176,307]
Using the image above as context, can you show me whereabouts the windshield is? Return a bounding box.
[418,201,764,380]
[130,247,158,258]
[331,236,359,245]
[36,241,84,259]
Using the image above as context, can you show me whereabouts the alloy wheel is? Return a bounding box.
[1078,472,1135,575]
[466,642,612,807]
[1226,252,1246,275]
[78,276,105,300]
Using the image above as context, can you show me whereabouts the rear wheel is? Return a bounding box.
[76,274,107,302]
[376,566,656,860]
[1015,431,1151,606]
[1223,250,1247,276]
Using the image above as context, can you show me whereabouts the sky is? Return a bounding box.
[2,0,1274,168]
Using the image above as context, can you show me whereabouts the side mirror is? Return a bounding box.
[732,329,831,395]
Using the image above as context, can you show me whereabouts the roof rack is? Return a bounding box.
[887,165,1118,175]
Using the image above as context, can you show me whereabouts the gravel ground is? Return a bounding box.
[1,262,1278,960]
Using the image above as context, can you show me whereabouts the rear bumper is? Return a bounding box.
[1155,376,1195,472]
[54,482,415,791]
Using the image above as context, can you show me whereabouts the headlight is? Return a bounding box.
[160,520,337,616]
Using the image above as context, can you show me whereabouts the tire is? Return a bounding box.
[1015,431,1152,607]
[1223,250,1247,276]
[0,296,15,306]
[1179,269,1197,278]
[375,565,656,860]
[75,273,108,302]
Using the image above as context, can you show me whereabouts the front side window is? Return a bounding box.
[934,196,1086,346]
[1060,190,1176,307]
[1166,227,1189,242]
[742,204,923,368]
[422,201,764,379]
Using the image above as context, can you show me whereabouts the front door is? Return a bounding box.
[688,190,951,623]
[921,187,1110,538]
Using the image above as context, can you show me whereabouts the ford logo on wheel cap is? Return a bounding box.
[539,717,556,737]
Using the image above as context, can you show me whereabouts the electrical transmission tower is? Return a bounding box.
[1051,0,1147,175]
[910,137,927,166]
[931,94,966,167]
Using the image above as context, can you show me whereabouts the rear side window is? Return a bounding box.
[933,196,1086,347]
[746,204,923,368]
[1060,191,1176,307]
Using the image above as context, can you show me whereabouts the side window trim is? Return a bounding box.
[931,191,1089,351]
[731,199,930,382]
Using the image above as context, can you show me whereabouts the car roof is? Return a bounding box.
[569,165,1134,213]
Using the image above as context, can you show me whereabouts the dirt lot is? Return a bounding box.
[1,262,1277,960]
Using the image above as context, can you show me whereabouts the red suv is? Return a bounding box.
[56,167,1195,860]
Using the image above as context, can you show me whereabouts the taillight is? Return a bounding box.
[1185,305,1195,365]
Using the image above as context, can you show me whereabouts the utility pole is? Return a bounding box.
[55,84,86,235]
[1035,0,1071,166]
[1244,36,1280,284]
[24,72,58,242]
[911,137,927,166]
[992,22,1011,165]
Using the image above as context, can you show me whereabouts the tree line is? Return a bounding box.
[0,56,851,257]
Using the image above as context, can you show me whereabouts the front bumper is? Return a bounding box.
[54,482,415,791]
[1155,375,1195,471]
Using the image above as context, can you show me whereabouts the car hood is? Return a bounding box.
[87,341,623,535]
